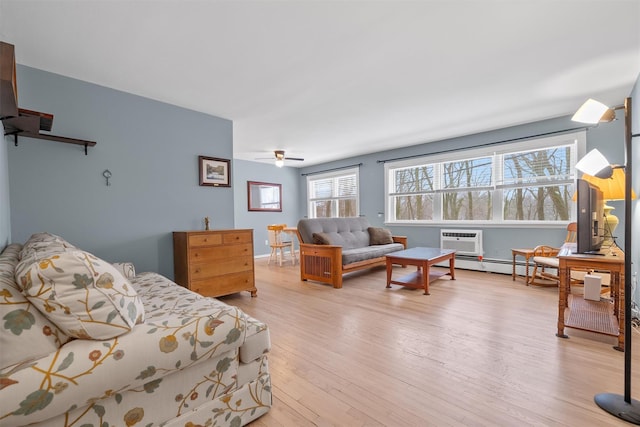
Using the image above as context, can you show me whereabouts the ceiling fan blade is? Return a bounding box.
[284,156,304,161]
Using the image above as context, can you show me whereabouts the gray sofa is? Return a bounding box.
[297,217,406,288]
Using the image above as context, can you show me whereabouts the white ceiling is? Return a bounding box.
[1,1,639,167]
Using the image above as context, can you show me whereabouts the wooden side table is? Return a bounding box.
[557,251,624,350]
[511,248,535,285]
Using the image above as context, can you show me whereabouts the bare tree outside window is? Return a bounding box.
[392,166,434,220]
[502,146,572,221]
[442,158,492,220]
[385,134,579,224]
[308,168,359,218]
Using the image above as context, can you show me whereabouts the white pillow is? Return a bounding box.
[16,250,145,339]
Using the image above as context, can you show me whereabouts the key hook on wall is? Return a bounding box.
[103,169,112,186]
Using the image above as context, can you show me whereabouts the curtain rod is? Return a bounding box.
[376,126,590,164]
[300,162,363,177]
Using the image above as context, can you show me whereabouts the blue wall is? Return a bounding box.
[8,66,234,279]
[298,114,626,262]
[233,159,301,257]
[0,122,10,249]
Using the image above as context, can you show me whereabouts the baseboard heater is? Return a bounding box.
[436,256,519,276]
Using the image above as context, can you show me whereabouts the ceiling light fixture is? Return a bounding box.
[275,150,285,168]
[573,97,640,424]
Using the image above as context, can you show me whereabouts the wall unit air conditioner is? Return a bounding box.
[440,229,483,256]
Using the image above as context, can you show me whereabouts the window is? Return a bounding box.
[307,167,359,218]
[385,131,584,224]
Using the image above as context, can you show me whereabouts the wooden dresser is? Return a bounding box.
[173,229,257,297]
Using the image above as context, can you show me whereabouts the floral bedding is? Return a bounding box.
[0,235,271,427]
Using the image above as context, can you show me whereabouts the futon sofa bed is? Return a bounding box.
[297,217,406,288]
[0,232,271,426]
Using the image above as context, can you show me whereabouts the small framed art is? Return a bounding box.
[199,156,231,187]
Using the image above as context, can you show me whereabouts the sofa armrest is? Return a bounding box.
[299,243,343,288]
[111,262,136,279]
[392,235,407,249]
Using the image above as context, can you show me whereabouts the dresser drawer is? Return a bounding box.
[189,256,253,279]
[223,231,252,244]
[189,243,252,262]
[188,233,223,247]
[190,271,255,298]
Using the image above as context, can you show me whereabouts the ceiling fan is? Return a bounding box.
[271,150,304,167]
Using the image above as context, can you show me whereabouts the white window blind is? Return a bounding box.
[307,167,359,218]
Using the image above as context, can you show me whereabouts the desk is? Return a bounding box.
[557,251,624,350]
[511,248,535,284]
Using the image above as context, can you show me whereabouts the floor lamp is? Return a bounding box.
[573,97,640,423]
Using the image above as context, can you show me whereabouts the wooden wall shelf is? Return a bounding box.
[1,41,96,155]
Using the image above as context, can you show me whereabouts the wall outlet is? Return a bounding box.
[265,239,269,246]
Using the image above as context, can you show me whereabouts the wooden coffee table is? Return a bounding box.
[385,247,456,295]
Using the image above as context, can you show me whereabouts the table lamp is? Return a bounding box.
[579,168,636,247]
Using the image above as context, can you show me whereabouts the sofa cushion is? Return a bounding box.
[368,227,394,245]
[342,243,405,265]
[298,217,371,249]
[1,244,71,369]
[16,249,145,339]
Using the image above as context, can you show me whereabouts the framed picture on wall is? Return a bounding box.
[199,156,231,187]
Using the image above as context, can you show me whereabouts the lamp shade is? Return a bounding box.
[581,168,637,201]
[575,148,613,178]
[571,98,616,124]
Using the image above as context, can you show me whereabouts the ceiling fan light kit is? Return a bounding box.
[272,150,304,167]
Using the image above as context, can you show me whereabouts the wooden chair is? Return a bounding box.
[530,245,561,286]
[529,222,588,287]
[565,222,577,244]
[267,224,296,266]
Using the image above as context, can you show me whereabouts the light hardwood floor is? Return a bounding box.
[219,257,640,426]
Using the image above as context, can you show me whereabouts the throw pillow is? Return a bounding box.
[19,232,75,260]
[368,227,394,245]
[312,232,333,245]
[16,249,146,340]
[1,244,71,369]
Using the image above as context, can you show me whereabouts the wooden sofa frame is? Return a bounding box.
[299,236,407,289]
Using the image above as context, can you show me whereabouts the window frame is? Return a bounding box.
[384,131,586,226]
[306,167,360,218]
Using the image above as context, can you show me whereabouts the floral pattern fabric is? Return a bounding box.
[0,241,271,427]
[15,234,145,339]
[0,244,71,369]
